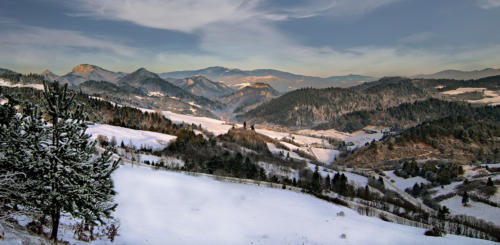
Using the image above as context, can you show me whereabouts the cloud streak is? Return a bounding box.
[0,23,140,73]
[1,0,498,77]
[477,0,500,9]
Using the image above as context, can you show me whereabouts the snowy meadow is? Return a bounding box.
[93,165,494,245]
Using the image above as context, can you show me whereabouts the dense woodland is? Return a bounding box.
[339,116,500,168]
[316,98,500,132]
[241,75,500,128]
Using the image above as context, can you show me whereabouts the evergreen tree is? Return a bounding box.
[378,176,384,187]
[486,177,494,187]
[36,82,119,241]
[438,205,450,219]
[324,174,331,191]
[462,191,469,206]
[0,92,38,209]
[311,165,322,193]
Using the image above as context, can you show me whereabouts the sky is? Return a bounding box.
[0,0,499,77]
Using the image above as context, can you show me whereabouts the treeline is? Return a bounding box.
[397,116,500,145]
[0,72,45,84]
[417,75,500,92]
[316,98,500,132]
[395,160,464,185]
[337,115,500,168]
[0,86,192,136]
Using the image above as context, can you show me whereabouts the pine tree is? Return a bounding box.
[311,165,322,194]
[486,177,494,187]
[0,93,37,209]
[324,174,331,191]
[462,191,469,206]
[438,205,450,219]
[35,82,119,241]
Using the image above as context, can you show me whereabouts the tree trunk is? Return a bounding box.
[50,206,61,243]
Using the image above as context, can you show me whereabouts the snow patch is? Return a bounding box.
[0,79,44,90]
[86,124,176,150]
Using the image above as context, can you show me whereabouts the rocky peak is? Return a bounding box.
[71,64,97,75]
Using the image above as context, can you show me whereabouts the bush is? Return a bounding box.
[424,227,444,237]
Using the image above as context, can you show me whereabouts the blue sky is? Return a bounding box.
[0,0,499,77]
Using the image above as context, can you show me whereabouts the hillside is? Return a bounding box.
[315,99,500,132]
[339,117,500,169]
[171,75,234,98]
[242,76,500,127]
[239,87,381,126]
[160,66,373,92]
[239,78,429,127]
[0,68,18,75]
[117,68,219,108]
[218,83,280,114]
[101,165,490,245]
[217,127,287,153]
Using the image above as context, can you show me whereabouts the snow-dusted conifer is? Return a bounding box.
[34,82,119,241]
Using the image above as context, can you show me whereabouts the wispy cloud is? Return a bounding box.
[68,0,400,32]
[68,0,267,33]
[399,32,435,44]
[2,0,498,77]
[0,23,139,73]
[477,0,500,9]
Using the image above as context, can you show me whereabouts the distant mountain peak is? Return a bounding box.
[129,67,159,78]
[42,69,55,75]
[71,64,98,75]
[250,82,272,89]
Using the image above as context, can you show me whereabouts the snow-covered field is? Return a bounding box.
[440,196,500,225]
[296,128,350,140]
[86,124,176,150]
[266,143,308,162]
[346,128,388,149]
[95,165,493,245]
[256,129,328,146]
[160,110,234,136]
[311,147,340,164]
[384,171,430,191]
[295,126,388,149]
[440,87,500,106]
[441,87,487,95]
[0,78,44,90]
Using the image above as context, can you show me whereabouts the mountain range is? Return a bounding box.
[160,66,374,92]
[43,64,126,85]
[413,68,500,80]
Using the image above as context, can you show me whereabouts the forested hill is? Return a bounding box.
[315,98,500,132]
[239,78,429,126]
[240,75,500,127]
[238,87,382,126]
[339,116,500,169]
[0,86,188,136]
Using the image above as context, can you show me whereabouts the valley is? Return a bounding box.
[1,65,499,244]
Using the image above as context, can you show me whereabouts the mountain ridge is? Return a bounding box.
[160,66,374,92]
[413,68,500,80]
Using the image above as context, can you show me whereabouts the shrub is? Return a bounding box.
[424,227,444,237]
